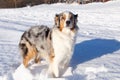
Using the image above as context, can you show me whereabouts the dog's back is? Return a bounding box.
[19,25,52,67]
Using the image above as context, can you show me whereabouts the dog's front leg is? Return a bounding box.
[47,63,54,78]
[52,61,59,78]
[47,61,59,78]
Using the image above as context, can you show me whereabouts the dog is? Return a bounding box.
[19,11,78,78]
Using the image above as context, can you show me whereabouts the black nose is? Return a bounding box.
[66,21,70,25]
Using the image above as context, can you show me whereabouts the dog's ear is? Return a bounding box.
[74,14,79,30]
[74,14,78,19]
[54,14,60,27]
[55,14,59,17]
[74,14,78,23]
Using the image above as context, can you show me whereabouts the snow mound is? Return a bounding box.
[85,66,108,80]
[10,62,73,80]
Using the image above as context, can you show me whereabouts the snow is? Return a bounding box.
[0,0,120,80]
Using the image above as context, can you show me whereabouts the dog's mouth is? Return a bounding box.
[66,24,73,29]
[66,24,70,27]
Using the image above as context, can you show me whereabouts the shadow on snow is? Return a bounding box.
[70,39,120,69]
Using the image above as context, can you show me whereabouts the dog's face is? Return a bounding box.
[55,11,78,31]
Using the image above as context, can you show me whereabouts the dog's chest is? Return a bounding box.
[52,28,75,60]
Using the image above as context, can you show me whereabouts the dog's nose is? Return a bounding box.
[66,20,70,25]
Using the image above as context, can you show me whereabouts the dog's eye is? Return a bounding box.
[61,16,65,20]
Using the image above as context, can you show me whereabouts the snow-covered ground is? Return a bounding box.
[0,0,120,80]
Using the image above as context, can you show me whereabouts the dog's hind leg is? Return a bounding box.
[22,42,37,67]
[34,55,40,63]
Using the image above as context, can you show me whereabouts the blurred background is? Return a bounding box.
[0,0,110,8]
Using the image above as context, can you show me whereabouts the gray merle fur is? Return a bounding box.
[19,25,53,59]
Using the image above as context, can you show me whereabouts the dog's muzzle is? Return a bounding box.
[66,20,70,26]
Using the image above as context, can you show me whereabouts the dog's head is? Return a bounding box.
[55,11,78,31]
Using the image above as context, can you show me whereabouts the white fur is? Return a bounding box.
[49,28,75,77]
[64,12,73,29]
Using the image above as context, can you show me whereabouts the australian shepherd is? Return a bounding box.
[19,11,78,78]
